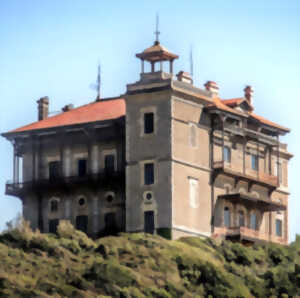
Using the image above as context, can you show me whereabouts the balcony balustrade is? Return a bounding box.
[213,226,287,245]
[5,171,125,197]
[213,161,278,189]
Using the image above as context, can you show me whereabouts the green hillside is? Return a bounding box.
[0,221,300,297]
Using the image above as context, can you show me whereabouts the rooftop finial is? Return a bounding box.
[96,63,101,101]
[190,45,194,78]
[154,13,160,44]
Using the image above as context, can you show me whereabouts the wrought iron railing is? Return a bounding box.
[5,171,125,195]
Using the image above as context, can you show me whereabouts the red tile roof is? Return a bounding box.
[249,112,290,132]
[206,97,246,117]
[220,98,289,132]
[10,98,126,134]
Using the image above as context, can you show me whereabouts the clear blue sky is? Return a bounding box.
[0,0,299,240]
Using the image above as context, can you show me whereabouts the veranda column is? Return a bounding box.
[92,197,99,236]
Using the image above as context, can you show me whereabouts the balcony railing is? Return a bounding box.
[5,171,125,197]
[213,226,287,245]
[213,161,278,189]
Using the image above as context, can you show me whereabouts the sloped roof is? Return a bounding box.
[206,97,246,117]
[221,98,289,132]
[136,41,179,62]
[249,112,290,132]
[7,98,126,134]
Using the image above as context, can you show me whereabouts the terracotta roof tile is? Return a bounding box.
[209,97,289,132]
[9,98,125,134]
[249,112,290,132]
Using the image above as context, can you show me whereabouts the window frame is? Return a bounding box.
[275,219,283,237]
[223,146,231,163]
[251,154,258,171]
[250,213,257,230]
[224,207,231,228]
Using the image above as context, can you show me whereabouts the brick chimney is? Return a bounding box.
[176,71,193,84]
[204,81,219,97]
[37,96,49,121]
[62,104,74,112]
[244,85,253,103]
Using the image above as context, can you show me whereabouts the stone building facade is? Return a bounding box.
[2,39,292,244]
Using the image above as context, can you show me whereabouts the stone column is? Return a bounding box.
[92,197,99,235]
[63,146,72,177]
[90,145,99,174]
[64,198,72,220]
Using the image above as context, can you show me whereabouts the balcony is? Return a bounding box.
[218,193,286,212]
[213,226,287,245]
[213,161,278,191]
[5,171,125,197]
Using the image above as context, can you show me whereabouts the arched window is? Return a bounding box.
[238,210,245,227]
[50,200,58,212]
[224,207,231,227]
[250,213,257,230]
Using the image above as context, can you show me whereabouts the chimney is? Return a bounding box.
[37,96,49,121]
[244,85,253,103]
[204,81,219,97]
[176,71,193,84]
[62,104,74,112]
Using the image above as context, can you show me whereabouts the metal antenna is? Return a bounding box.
[190,46,194,78]
[154,13,160,43]
[96,63,101,101]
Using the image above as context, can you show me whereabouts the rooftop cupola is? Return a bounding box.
[136,16,178,74]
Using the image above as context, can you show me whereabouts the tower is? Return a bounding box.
[125,37,179,236]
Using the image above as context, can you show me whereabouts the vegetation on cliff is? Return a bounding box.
[0,220,300,297]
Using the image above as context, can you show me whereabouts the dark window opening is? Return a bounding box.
[106,195,114,202]
[146,192,152,200]
[78,197,86,206]
[49,219,59,234]
[144,163,154,185]
[49,161,61,180]
[104,213,117,235]
[78,159,87,177]
[144,211,155,234]
[144,112,154,134]
[105,154,115,173]
[50,200,58,212]
[276,219,282,237]
[76,215,88,233]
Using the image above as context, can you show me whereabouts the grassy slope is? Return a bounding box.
[0,222,300,297]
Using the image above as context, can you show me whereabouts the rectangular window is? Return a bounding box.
[224,146,231,163]
[105,154,115,173]
[49,161,61,180]
[144,112,154,134]
[251,154,258,171]
[78,159,87,177]
[144,163,154,185]
[276,219,282,237]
